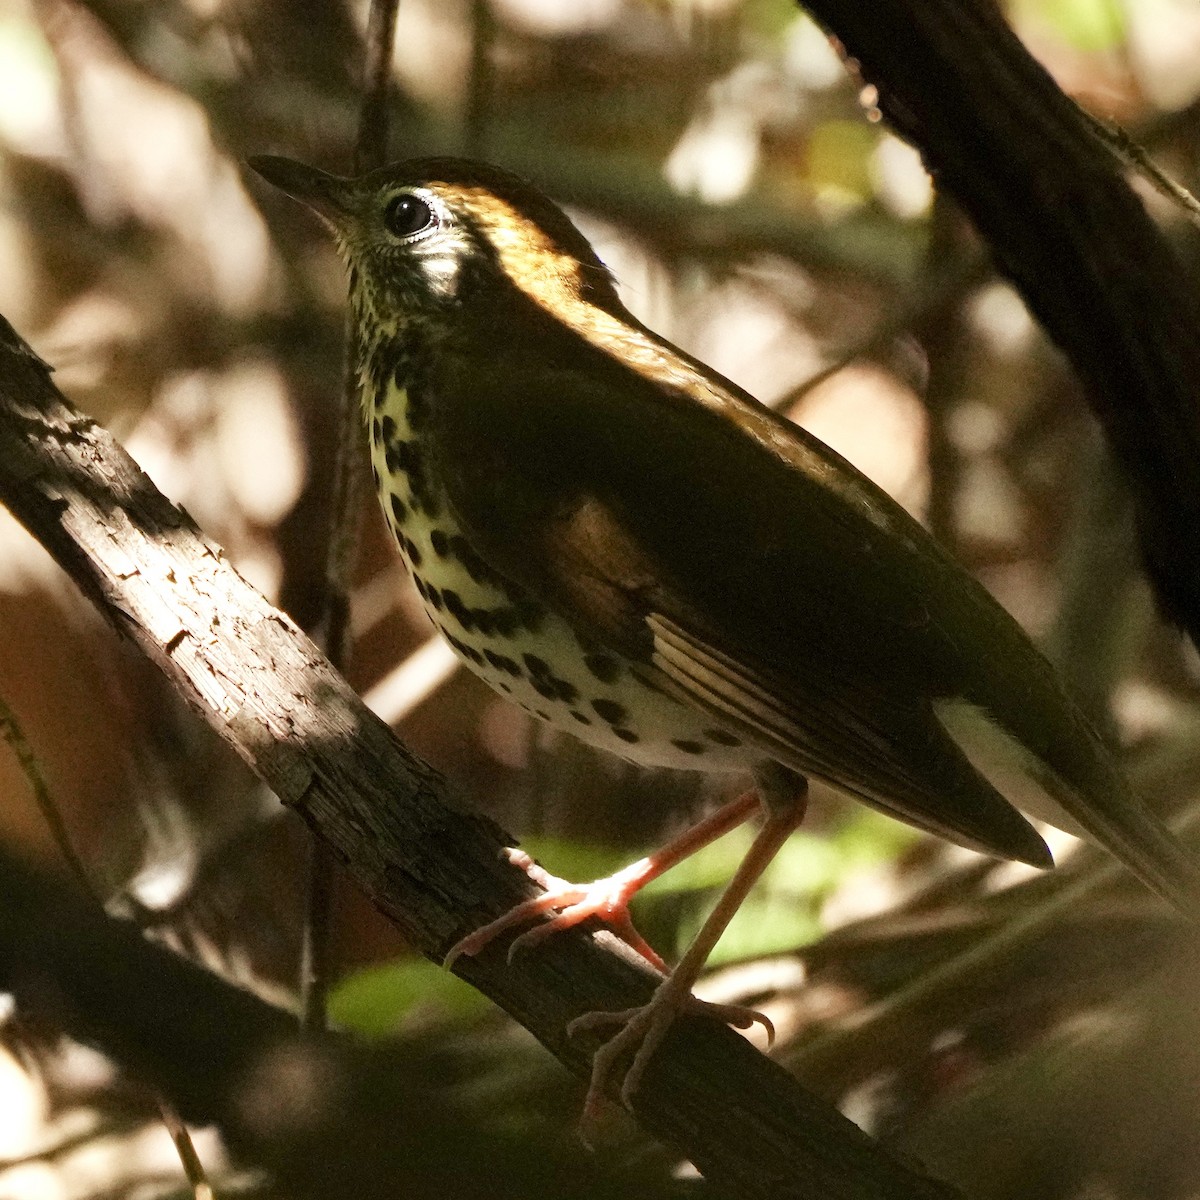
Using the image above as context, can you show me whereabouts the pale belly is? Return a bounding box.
[368,384,751,773]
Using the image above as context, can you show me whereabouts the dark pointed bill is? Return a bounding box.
[245,155,356,224]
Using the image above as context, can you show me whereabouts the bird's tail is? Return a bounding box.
[936,685,1200,922]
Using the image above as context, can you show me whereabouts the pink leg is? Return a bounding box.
[568,776,809,1118]
[444,789,761,970]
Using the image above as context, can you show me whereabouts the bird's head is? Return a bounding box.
[247,155,622,335]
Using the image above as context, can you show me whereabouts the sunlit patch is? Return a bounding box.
[214,360,305,527]
[0,1041,45,1156]
[0,14,60,153]
[51,4,272,315]
[783,14,846,90]
[871,134,933,220]
[363,634,461,726]
[492,0,622,34]
[665,105,760,206]
[968,282,1037,356]
[788,362,929,516]
[126,856,195,911]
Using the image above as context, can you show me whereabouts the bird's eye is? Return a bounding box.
[384,192,436,239]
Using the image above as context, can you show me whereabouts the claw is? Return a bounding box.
[568,986,774,1114]
[444,847,666,971]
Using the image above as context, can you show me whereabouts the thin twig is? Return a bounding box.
[464,0,496,158]
[0,695,93,894]
[764,251,986,415]
[158,1100,215,1200]
[301,0,403,1033]
[786,798,1200,1098]
[1042,433,1141,734]
[0,697,215,1195]
[1077,105,1200,229]
[916,196,972,552]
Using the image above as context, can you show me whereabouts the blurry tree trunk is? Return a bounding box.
[800,0,1200,648]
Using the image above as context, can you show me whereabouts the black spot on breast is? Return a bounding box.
[583,654,621,684]
[407,454,439,516]
[569,709,591,724]
[612,727,639,744]
[390,494,407,525]
[446,632,484,666]
[381,415,397,445]
[427,585,443,611]
[516,601,545,633]
[484,650,521,676]
[705,728,742,747]
[371,464,381,489]
[671,739,705,755]
[535,709,551,721]
[521,654,577,702]
[403,536,423,567]
[442,590,474,631]
[491,608,518,637]
[413,576,429,601]
[385,440,413,475]
[372,417,382,443]
[450,535,499,586]
[430,529,450,557]
[592,699,627,725]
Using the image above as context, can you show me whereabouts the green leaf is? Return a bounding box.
[808,120,879,202]
[1012,0,1126,52]
[329,958,490,1037]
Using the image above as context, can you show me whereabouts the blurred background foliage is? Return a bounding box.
[2,0,1200,1196]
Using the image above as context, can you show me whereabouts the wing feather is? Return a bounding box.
[420,326,1200,900]
[643,614,1050,863]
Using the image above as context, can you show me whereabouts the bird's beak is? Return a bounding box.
[246,155,357,227]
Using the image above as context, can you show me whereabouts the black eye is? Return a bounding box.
[384,192,436,239]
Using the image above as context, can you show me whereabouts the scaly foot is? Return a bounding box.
[444,848,666,970]
[568,981,775,1119]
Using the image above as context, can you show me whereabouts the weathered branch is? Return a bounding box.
[799,0,1200,647]
[0,314,958,1199]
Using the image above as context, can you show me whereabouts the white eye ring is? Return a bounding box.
[383,190,440,241]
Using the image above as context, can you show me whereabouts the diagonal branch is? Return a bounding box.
[0,314,958,1200]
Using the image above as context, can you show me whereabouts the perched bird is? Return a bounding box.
[249,154,1200,1111]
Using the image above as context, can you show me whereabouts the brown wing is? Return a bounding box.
[423,345,1049,864]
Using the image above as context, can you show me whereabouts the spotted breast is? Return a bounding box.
[368,376,751,773]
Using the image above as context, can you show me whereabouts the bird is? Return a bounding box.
[248,152,1200,1114]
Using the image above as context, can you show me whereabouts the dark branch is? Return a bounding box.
[799,0,1200,647]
